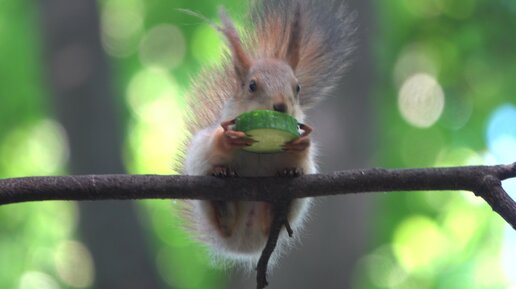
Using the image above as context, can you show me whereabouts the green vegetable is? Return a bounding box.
[234,110,300,153]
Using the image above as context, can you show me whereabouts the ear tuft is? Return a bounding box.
[286,4,302,70]
[218,8,251,82]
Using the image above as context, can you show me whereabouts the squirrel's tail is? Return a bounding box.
[249,0,356,109]
[186,0,356,131]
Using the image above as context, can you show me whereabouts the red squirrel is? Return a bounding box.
[182,0,356,267]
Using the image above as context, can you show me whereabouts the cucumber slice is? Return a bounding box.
[234,110,300,153]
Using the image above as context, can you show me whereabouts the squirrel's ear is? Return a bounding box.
[218,8,251,82]
[286,5,302,70]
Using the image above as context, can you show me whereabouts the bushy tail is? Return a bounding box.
[249,0,356,109]
[186,0,356,131]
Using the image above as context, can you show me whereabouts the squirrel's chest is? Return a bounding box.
[229,152,303,177]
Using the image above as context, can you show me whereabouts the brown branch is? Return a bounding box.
[0,163,515,288]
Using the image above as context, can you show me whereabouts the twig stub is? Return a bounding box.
[256,200,292,289]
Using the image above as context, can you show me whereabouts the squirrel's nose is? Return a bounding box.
[273,103,287,113]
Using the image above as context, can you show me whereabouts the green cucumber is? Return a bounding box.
[234,110,300,153]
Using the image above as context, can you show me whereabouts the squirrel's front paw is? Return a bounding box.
[282,123,312,153]
[216,119,256,151]
[282,136,310,152]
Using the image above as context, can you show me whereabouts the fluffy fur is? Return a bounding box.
[186,0,356,130]
[181,0,355,267]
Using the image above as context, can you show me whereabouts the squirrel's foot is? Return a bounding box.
[277,167,304,177]
[211,166,238,177]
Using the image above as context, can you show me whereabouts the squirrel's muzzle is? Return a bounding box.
[273,103,287,113]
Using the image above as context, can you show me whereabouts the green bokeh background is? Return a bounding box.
[0,0,515,288]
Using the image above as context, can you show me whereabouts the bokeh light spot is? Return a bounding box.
[393,44,438,87]
[393,215,450,273]
[101,0,144,57]
[0,119,69,177]
[139,24,186,70]
[361,245,408,288]
[19,271,60,289]
[440,94,473,130]
[191,24,223,64]
[487,104,516,287]
[125,68,186,173]
[398,73,445,128]
[149,204,190,248]
[54,241,94,288]
[486,104,516,163]
[475,250,509,288]
[442,205,482,251]
[502,229,516,286]
[435,146,482,167]
[127,68,180,117]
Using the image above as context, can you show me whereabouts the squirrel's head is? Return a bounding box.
[219,7,302,117]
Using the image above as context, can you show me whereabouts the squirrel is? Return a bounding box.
[181,0,356,267]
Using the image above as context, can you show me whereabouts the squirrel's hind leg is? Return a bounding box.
[210,200,239,237]
[209,166,240,237]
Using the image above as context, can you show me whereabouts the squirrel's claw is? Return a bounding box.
[211,166,238,177]
[298,123,312,137]
[224,130,247,139]
[224,130,255,147]
[277,167,304,177]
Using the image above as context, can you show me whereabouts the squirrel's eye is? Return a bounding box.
[296,84,301,94]
[249,80,257,93]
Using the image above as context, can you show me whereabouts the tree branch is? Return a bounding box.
[0,163,515,288]
[0,164,514,217]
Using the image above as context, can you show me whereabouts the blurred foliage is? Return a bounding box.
[0,0,515,289]
[0,1,81,289]
[353,1,516,289]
